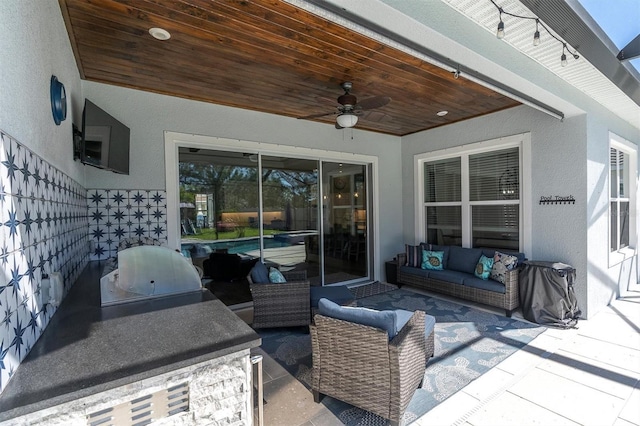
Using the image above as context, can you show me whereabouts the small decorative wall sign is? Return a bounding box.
[539,195,575,205]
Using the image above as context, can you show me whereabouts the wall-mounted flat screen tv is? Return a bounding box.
[80,99,130,175]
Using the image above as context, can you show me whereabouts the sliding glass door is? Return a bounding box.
[322,162,369,284]
[259,156,319,282]
[178,148,371,305]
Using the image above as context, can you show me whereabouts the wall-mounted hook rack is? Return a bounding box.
[539,195,575,205]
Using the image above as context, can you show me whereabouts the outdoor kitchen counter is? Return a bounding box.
[0,261,261,422]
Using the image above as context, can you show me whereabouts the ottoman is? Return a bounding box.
[310,285,356,320]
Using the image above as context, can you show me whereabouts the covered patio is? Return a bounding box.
[246,283,640,425]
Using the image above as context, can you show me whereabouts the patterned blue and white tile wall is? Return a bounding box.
[0,131,89,394]
[87,189,168,260]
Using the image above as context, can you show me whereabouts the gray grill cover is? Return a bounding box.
[518,261,581,328]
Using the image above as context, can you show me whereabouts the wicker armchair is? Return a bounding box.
[310,309,429,426]
[248,269,311,328]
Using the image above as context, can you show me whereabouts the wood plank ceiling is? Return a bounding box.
[58,0,520,136]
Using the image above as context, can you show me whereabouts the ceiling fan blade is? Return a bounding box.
[298,111,336,119]
[356,96,391,110]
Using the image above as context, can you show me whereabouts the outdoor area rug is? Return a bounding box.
[257,288,546,425]
[349,281,398,299]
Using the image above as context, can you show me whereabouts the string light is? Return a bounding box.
[489,0,579,66]
[496,8,505,39]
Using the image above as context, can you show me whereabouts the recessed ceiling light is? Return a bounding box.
[436,110,448,117]
[149,27,171,41]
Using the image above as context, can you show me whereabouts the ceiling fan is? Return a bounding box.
[299,82,391,129]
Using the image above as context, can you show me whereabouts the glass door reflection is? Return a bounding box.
[322,162,368,284]
[260,156,319,282]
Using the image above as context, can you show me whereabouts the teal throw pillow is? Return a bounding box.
[474,255,494,280]
[268,267,287,283]
[421,250,444,270]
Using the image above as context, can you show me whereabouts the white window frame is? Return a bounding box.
[609,132,637,267]
[414,133,532,255]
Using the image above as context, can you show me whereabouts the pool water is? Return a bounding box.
[181,236,289,257]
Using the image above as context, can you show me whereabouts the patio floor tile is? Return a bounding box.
[538,349,640,399]
[411,390,479,426]
[262,373,326,426]
[508,368,627,425]
[460,366,515,401]
[618,386,640,425]
[560,334,640,374]
[464,391,580,426]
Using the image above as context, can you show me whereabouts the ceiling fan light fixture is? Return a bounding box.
[336,113,358,128]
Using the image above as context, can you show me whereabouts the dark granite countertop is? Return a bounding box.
[0,261,261,421]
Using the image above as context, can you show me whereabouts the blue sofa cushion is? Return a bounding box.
[421,250,444,270]
[463,276,506,293]
[427,269,469,285]
[396,309,436,339]
[250,261,270,284]
[429,244,450,269]
[447,246,483,274]
[474,254,494,280]
[399,265,431,280]
[310,286,354,308]
[318,298,398,339]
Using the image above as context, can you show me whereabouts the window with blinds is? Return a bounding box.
[422,147,520,250]
[469,148,519,201]
[469,148,520,250]
[424,157,461,202]
[424,158,462,245]
[610,147,630,251]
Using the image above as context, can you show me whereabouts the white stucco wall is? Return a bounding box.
[0,0,84,183]
[402,104,640,318]
[81,81,404,278]
[585,113,640,317]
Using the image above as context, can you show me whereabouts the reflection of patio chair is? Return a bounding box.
[347,235,366,262]
[270,219,285,230]
[181,219,197,235]
[203,252,243,281]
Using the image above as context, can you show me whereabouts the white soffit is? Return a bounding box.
[293,0,582,120]
[297,0,638,130]
[441,0,640,129]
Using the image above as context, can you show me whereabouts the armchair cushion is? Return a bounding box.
[250,261,270,284]
[318,298,398,339]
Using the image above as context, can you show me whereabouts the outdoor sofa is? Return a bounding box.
[397,244,525,317]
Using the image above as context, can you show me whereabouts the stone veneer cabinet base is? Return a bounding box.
[1,350,254,426]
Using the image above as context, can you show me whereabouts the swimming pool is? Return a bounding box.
[182,231,317,258]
